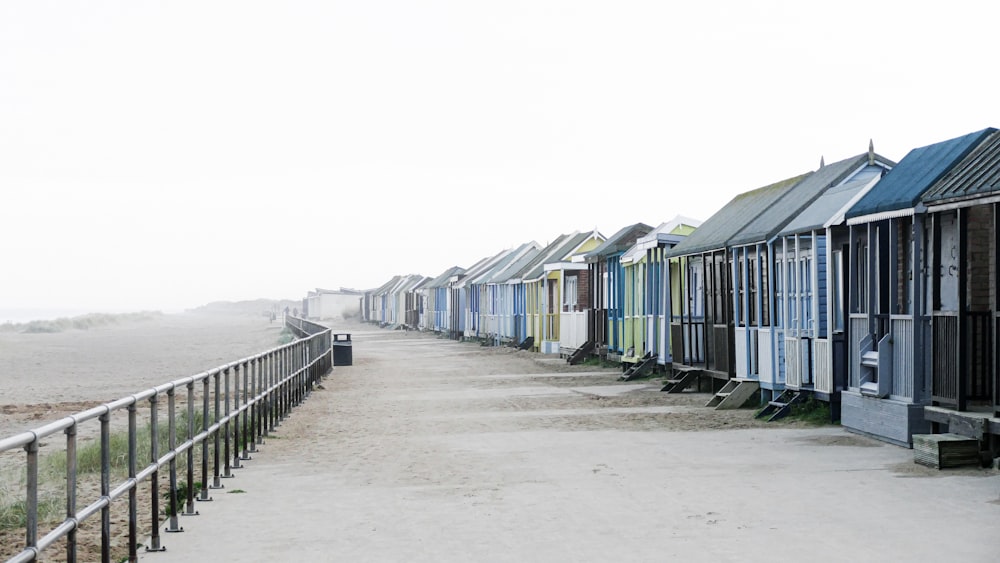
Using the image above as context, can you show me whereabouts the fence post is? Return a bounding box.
[165,387,182,533]
[183,381,198,516]
[128,401,138,562]
[146,393,165,552]
[200,375,213,500]
[232,363,243,469]
[100,411,111,561]
[65,420,78,563]
[241,360,252,461]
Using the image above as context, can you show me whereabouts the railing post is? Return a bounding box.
[165,387,182,533]
[146,394,165,552]
[232,363,244,468]
[23,437,38,557]
[212,369,224,488]
[259,356,267,440]
[128,402,138,562]
[200,375,213,501]
[65,420,78,563]
[224,366,236,475]
[265,352,274,435]
[248,358,258,454]
[100,411,111,562]
[280,347,289,421]
[183,381,198,516]
[241,360,252,460]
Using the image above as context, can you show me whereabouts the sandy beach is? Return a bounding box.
[2,316,999,562]
[0,311,289,562]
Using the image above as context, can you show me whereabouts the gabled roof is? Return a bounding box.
[584,223,653,261]
[454,249,513,289]
[729,155,887,247]
[371,275,403,296]
[392,274,425,294]
[423,266,466,290]
[922,128,1000,206]
[621,216,701,263]
[666,173,811,257]
[778,159,893,236]
[482,242,542,284]
[520,230,603,280]
[511,233,574,281]
[846,128,997,220]
[466,242,538,286]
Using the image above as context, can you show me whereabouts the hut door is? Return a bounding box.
[938,213,960,312]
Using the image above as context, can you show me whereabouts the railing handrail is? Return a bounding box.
[2,324,334,563]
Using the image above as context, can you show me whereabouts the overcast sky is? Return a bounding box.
[3,1,999,317]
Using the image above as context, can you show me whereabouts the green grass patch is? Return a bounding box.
[0,494,62,530]
[227,489,246,494]
[784,396,835,425]
[579,357,619,369]
[42,410,207,478]
[276,327,296,345]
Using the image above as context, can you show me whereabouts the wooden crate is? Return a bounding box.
[912,433,981,469]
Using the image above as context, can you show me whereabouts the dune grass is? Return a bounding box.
[1,311,163,334]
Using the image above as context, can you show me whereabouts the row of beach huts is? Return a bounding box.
[353,127,1000,463]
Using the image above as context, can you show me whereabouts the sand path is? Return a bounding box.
[131,324,1000,563]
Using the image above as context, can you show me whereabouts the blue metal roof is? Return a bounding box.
[922,129,1000,205]
[846,128,997,219]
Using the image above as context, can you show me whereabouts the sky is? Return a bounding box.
[3,0,1000,318]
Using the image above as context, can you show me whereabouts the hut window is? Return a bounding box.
[548,279,557,314]
[749,256,759,326]
[760,249,770,326]
[736,258,746,327]
[565,275,578,312]
[832,250,844,332]
[601,272,609,311]
[855,237,868,314]
[787,256,798,328]
[897,218,913,315]
[774,258,783,326]
[800,254,813,331]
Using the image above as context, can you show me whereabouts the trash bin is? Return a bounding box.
[332,333,352,366]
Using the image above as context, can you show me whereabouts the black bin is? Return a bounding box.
[332,333,352,366]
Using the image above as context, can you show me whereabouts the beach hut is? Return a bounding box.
[383,274,424,329]
[519,234,588,352]
[480,242,541,345]
[619,217,701,377]
[535,230,605,356]
[452,250,510,341]
[419,266,465,333]
[728,151,895,410]
[505,233,590,351]
[841,128,995,446]
[585,223,653,362]
[766,149,894,420]
[463,245,536,341]
[664,173,811,402]
[305,288,364,321]
[365,275,402,326]
[403,276,431,330]
[914,129,1000,444]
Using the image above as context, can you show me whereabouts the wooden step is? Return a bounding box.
[913,433,981,469]
[861,351,879,367]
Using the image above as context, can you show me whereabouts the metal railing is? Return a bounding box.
[0,323,332,563]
